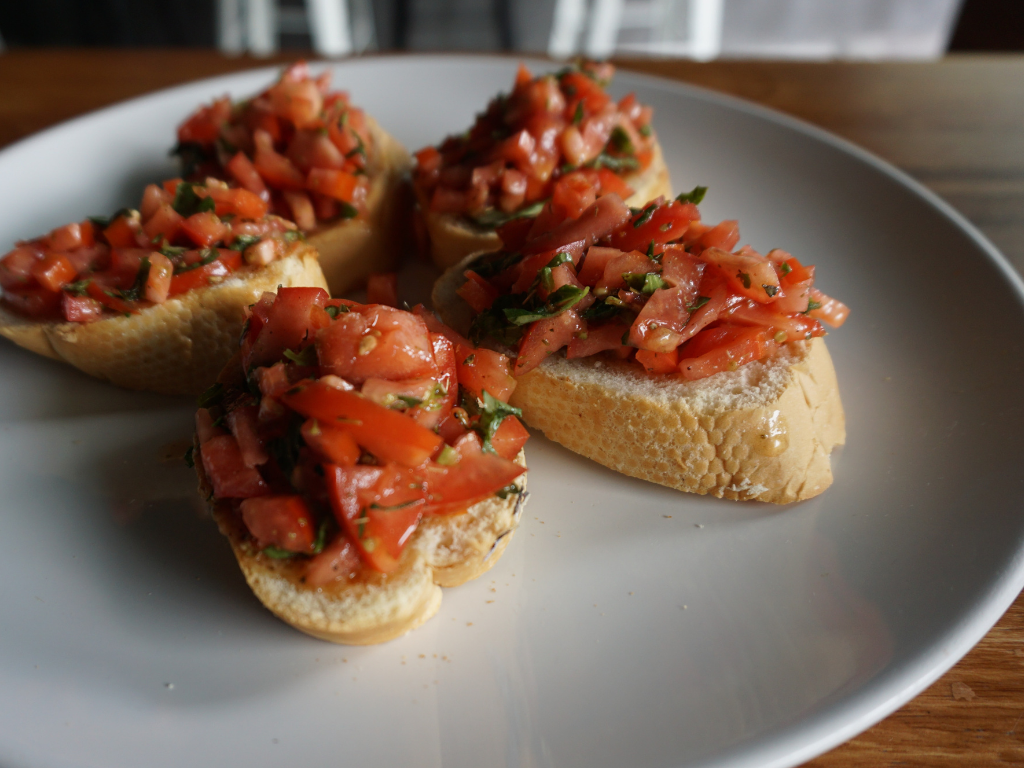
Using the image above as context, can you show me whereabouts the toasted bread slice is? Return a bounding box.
[433,257,845,504]
[0,242,326,395]
[196,437,528,645]
[421,141,672,271]
[306,117,411,295]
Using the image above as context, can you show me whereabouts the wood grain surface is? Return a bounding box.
[1,49,1022,766]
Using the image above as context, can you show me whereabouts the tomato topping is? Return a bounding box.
[489,415,529,461]
[200,434,270,498]
[240,496,316,552]
[413,61,656,227]
[31,254,76,292]
[168,250,242,297]
[243,285,329,369]
[316,304,436,384]
[457,346,516,402]
[455,195,847,381]
[301,418,361,466]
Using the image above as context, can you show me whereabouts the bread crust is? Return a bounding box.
[0,242,327,395]
[433,255,846,504]
[420,140,672,271]
[196,435,528,645]
[306,117,411,295]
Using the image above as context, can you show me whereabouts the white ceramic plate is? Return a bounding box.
[1,55,1022,768]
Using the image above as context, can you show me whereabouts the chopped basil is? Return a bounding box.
[261,546,295,560]
[502,284,589,326]
[582,299,625,322]
[676,186,708,206]
[197,382,225,408]
[638,124,652,137]
[496,484,521,499]
[646,241,655,259]
[539,266,554,291]
[183,446,194,468]
[780,262,792,275]
[632,203,658,228]
[345,133,366,158]
[170,141,214,178]
[622,272,667,295]
[283,228,305,241]
[805,298,822,313]
[585,153,640,173]
[687,296,710,312]
[171,182,216,218]
[469,250,525,279]
[763,284,778,297]
[229,234,262,252]
[173,248,219,275]
[311,518,330,554]
[325,304,347,318]
[737,271,752,290]
[63,279,91,297]
[391,394,424,409]
[283,346,318,366]
[116,256,151,302]
[609,126,635,155]
[436,444,459,466]
[470,199,547,230]
[462,390,523,455]
[572,101,584,125]
[368,500,421,511]
[463,354,475,365]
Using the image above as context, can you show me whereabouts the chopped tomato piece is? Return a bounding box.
[61,293,104,323]
[301,418,361,466]
[608,201,699,253]
[566,320,630,358]
[31,254,76,292]
[808,288,850,328]
[420,451,525,515]
[524,195,631,255]
[103,213,142,248]
[636,348,679,374]
[144,252,173,304]
[317,304,436,384]
[142,203,183,244]
[457,346,516,403]
[200,434,269,498]
[490,416,529,461]
[677,325,770,381]
[304,535,361,586]
[226,151,270,202]
[456,270,498,313]
[2,287,61,319]
[281,379,443,467]
[168,250,242,297]
[243,286,329,369]
[514,308,583,375]
[180,211,229,248]
[227,405,268,468]
[701,246,781,304]
[306,168,359,203]
[240,495,316,552]
[86,280,138,315]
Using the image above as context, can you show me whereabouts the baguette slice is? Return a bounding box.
[0,242,326,395]
[421,141,672,272]
[433,256,845,504]
[196,434,528,645]
[306,117,411,295]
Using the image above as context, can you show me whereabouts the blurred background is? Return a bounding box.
[0,0,1019,59]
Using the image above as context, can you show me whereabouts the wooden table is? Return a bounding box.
[1,49,1022,766]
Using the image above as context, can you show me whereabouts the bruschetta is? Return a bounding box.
[0,178,328,395]
[193,287,530,644]
[175,61,410,295]
[412,60,672,271]
[433,192,848,504]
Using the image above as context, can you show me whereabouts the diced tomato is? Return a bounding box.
[560,71,611,114]
[243,286,329,369]
[456,270,498,313]
[1,246,41,290]
[301,418,361,465]
[366,272,399,307]
[677,325,770,381]
[180,211,228,248]
[304,534,362,586]
[103,213,142,248]
[268,78,323,128]
[47,222,85,251]
[253,129,306,190]
[415,145,442,175]
[457,346,516,403]
[61,293,104,323]
[240,495,316,552]
[168,250,242,297]
[177,96,230,145]
[227,405,268,468]
[316,304,436,384]
[608,201,700,253]
[635,348,679,374]
[85,280,138,315]
[281,379,443,467]
[629,287,688,352]
[420,451,525,515]
[282,190,317,231]
[552,172,598,219]
[2,287,61,319]
[701,246,781,304]
[490,416,529,461]
[727,300,823,341]
[31,254,76,292]
[144,252,173,304]
[425,332,458,427]
[698,220,740,252]
[660,246,705,303]
[596,168,634,199]
[566,320,630,358]
[808,288,850,328]
[514,308,583,375]
[142,203,184,244]
[226,152,270,201]
[200,434,269,498]
[592,249,654,292]
[306,168,359,203]
[203,185,269,220]
[524,194,631,255]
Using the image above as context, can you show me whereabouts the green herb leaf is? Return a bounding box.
[171,182,216,218]
[622,272,667,295]
[368,499,421,511]
[539,266,554,291]
[737,271,752,290]
[632,203,658,228]
[609,126,635,155]
[262,545,295,560]
[116,256,151,302]
[311,518,330,554]
[170,141,214,178]
[495,483,521,499]
[676,186,708,205]
[585,153,640,173]
[462,389,523,455]
[463,354,476,365]
[391,394,424,409]
[325,304,347,318]
[283,228,305,241]
[470,199,547,230]
[687,296,710,312]
[582,299,624,322]
[63,279,91,297]
[638,124,652,137]
[228,234,262,252]
[572,101,584,125]
[805,298,822,313]
[436,444,459,466]
[780,262,792,275]
[173,248,219,276]
[283,346,318,366]
[468,250,525,279]
[197,382,225,409]
[763,284,778,297]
